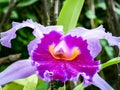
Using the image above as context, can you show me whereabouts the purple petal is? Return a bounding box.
[0,60,36,85]
[28,25,63,54]
[0,19,44,48]
[92,74,114,90]
[0,19,64,55]
[87,39,102,58]
[68,25,120,57]
[105,33,120,54]
[31,31,65,82]
[28,39,38,55]
[68,25,105,39]
[31,31,100,84]
[44,26,63,34]
[63,35,100,85]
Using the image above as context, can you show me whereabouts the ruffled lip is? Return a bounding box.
[31,31,100,85]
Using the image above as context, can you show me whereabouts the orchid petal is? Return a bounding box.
[0,19,44,48]
[92,73,114,90]
[0,19,64,55]
[32,31,100,83]
[0,60,36,85]
[45,26,63,34]
[68,25,120,57]
[68,25,105,39]
[87,39,102,58]
[28,25,64,54]
[105,33,120,54]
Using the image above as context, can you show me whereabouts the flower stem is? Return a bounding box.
[64,82,66,90]
[101,57,120,70]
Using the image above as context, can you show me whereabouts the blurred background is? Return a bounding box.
[0,0,120,90]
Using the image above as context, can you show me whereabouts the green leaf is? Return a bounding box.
[23,75,38,90]
[114,7,120,15]
[85,10,96,19]
[118,0,120,4]
[17,0,38,7]
[58,87,65,90]
[3,82,23,90]
[101,57,120,70]
[11,11,18,19]
[26,13,37,21]
[14,79,27,86]
[57,0,85,33]
[58,83,65,90]
[0,65,8,72]
[94,18,103,25]
[0,0,9,3]
[73,83,84,90]
[100,40,114,59]
[96,2,106,10]
[36,78,48,90]
[14,74,38,90]
[36,83,48,90]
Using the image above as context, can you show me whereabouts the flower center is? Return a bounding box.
[49,43,80,61]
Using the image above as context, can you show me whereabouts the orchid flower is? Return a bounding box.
[0,19,119,90]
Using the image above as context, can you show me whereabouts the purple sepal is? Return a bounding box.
[0,19,44,48]
[0,19,63,55]
[0,60,36,85]
[68,25,120,57]
[92,73,114,90]
[105,33,120,54]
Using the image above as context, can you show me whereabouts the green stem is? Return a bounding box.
[64,82,66,90]
[101,57,120,70]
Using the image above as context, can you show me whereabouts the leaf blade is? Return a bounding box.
[73,83,84,90]
[3,82,23,90]
[57,0,85,33]
[23,74,38,90]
